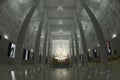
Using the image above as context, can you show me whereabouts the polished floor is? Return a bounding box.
[0,62,120,80]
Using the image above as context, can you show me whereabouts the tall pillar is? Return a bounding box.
[71,22,79,66]
[69,38,73,63]
[80,0,108,71]
[47,31,51,67]
[42,26,49,66]
[34,16,44,65]
[76,17,89,66]
[49,38,52,65]
[15,0,40,65]
[110,41,115,55]
[73,26,80,66]
[71,34,75,66]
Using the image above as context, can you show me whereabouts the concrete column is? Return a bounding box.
[47,33,51,66]
[76,17,89,66]
[80,0,108,71]
[97,47,101,58]
[110,41,115,55]
[71,24,79,66]
[69,38,73,62]
[42,32,47,66]
[71,35,75,66]
[15,0,40,65]
[73,26,80,66]
[50,38,52,65]
[42,27,49,66]
[46,40,49,66]
[34,16,44,65]
[48,38,51,66]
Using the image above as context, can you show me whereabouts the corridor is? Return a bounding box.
[0,0,120,80]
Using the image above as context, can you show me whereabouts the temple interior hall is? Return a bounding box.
[0,0,120,80]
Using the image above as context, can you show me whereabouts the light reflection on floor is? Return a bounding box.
[51,69,70,80]
[0,63,120,80]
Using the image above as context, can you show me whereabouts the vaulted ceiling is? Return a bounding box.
[0,0,120,51]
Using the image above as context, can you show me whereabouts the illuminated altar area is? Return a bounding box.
[51,40,72,66]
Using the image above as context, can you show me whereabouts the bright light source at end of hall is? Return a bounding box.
[4,34,8,39]
[112,33,117,39]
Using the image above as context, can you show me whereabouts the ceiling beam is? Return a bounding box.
[45,6,75,10]
[50,24,72,27]
[48,16,73,20]
[52,35,70,40]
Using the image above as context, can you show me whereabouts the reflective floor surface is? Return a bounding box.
[0,62,120,80]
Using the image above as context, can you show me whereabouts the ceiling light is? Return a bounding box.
[78,35,80,38]
[98,44,100,47]
[18,0,23,4]
[59,29,62,33]
[35,27,38,31]
[83,27,86,30]
[97,0,100,2]
[58,20,63,25]
[4,34,8,39]
[41,36,44,39]
[112,33,117,39]
[31,49,34,52]
[57,6,63,11]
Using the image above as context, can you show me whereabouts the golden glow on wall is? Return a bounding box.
[52,40,70,61]
[55,47,68,61]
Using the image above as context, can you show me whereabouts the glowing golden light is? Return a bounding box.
[55,47,68,61]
